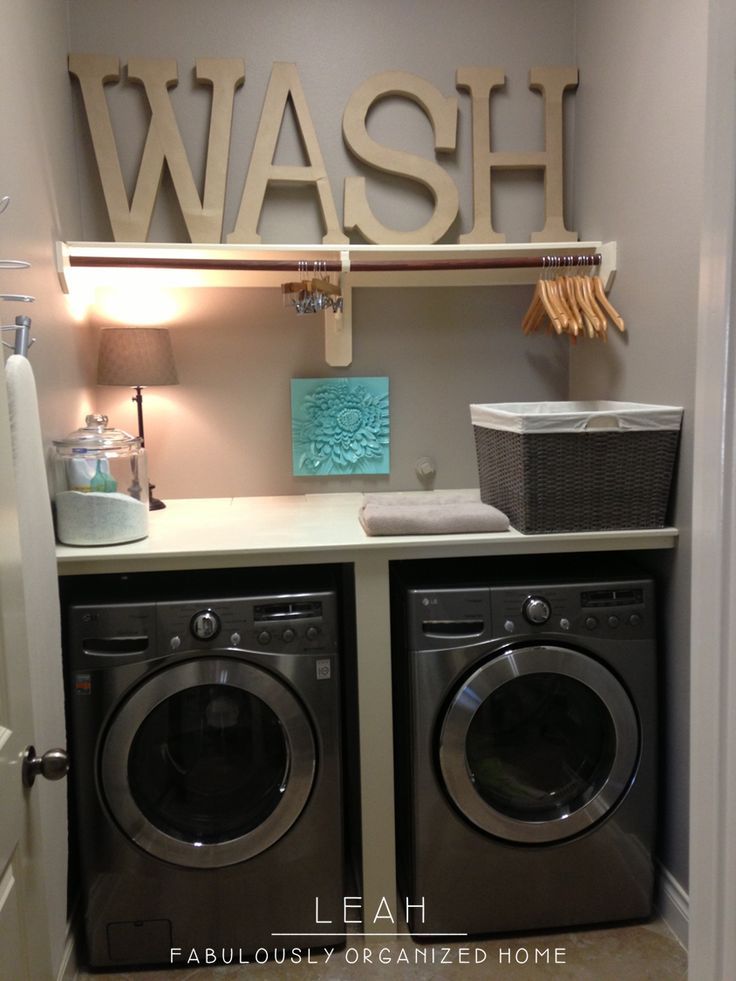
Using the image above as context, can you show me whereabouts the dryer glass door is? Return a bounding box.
[439,645,639,844]
[101,657,315,868]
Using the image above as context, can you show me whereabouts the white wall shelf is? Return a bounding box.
[57,240,617,367]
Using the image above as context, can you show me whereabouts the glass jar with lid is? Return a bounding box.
[52,414,149,545]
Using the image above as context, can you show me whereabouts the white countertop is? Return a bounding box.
[56,492,678,574]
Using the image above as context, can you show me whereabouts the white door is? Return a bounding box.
[0,361,54,981]
[689,0,736,976]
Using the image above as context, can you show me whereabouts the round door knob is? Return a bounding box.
[22,746,69,788]
[190,609,220,641]
[522,596,551,625]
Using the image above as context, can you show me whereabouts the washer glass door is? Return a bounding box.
[439,645,639,843]
[101,657,315,868]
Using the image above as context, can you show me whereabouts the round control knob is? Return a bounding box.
[190,610,220,641]
[523,596,551,625]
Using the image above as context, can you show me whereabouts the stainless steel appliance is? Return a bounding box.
[392,564,657,936]
[66,572,345,968]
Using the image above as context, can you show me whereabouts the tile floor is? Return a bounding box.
[77,919,686,980]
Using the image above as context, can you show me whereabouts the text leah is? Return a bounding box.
[315,895,426,925]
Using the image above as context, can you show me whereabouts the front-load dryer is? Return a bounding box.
[66,577,345,968]
[392,569,657,937]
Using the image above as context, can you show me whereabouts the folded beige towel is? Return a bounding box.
[359,490,510,536]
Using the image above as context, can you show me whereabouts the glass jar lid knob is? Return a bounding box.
[85,414,109,431]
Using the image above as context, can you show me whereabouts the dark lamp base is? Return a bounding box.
[148,483,166,510]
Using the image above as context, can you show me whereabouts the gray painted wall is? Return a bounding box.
[571,0,707,891]
[93,284,569,498]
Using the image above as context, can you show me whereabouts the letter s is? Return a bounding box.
[343,71,458,244]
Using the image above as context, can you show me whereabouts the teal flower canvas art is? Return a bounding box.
[291,377,390,476]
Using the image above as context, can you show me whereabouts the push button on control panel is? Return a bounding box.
[585,616,599,630]
[282,628,296,643]
[257,630,271,645]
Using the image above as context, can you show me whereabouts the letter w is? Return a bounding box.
[69,54,244,242]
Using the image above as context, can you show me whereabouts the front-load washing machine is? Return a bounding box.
[392,565,657,937]
[65,571,346,968]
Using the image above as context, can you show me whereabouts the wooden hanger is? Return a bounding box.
[522,278,561,334]
[542,279,568,333]
[574,275,603,338]
[520,261,626,342]
[591,275,625,332]
[560,276,584,336]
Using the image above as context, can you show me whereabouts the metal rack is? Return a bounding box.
[1,196,35,357]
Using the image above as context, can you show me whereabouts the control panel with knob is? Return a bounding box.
[522,596,551,625]
[190,609,221,641]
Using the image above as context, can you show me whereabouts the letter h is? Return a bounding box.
[456,66,579,243]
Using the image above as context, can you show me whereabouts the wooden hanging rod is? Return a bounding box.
[68,253,602,274]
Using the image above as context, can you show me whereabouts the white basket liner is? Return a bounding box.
[470,401,683,434]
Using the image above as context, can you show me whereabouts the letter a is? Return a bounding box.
[69,54,244,242]
[228,62,347,244]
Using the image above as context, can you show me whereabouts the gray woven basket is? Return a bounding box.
[473,426,680,534]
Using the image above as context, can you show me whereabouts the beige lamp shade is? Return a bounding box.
[97,327,178,387]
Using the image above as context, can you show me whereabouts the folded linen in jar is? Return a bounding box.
[358,490,510,536]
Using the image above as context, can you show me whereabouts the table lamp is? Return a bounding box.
[97,326,178,510]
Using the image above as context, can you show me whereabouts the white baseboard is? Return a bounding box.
[656,863,689,950]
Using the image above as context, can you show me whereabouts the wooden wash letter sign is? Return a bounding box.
[68,55,579,245]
